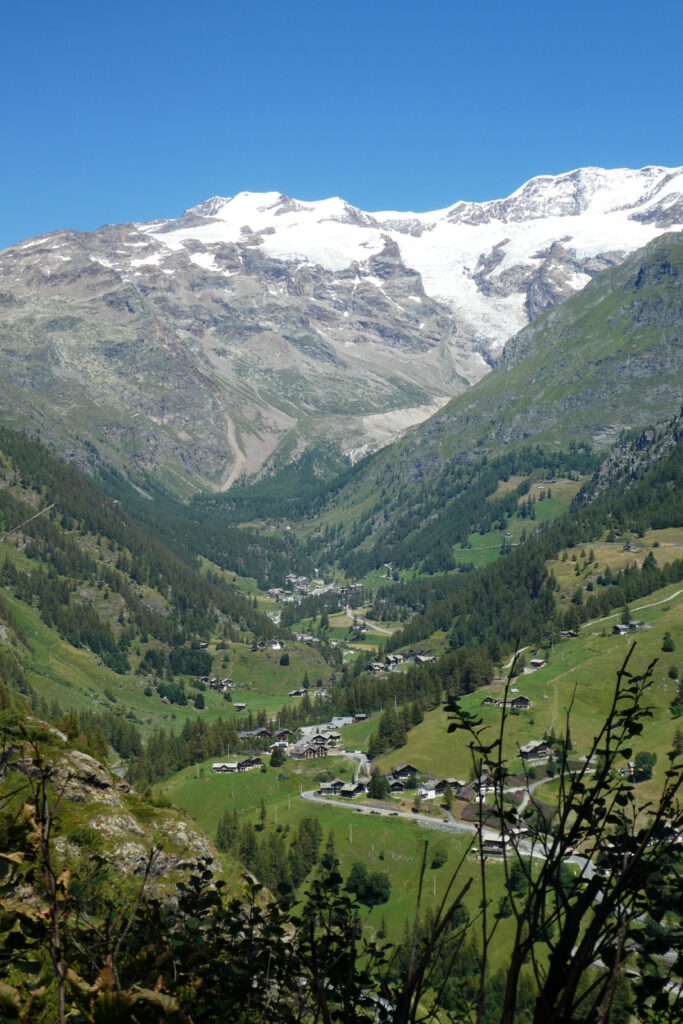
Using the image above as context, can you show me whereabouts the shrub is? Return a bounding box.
[346,862,391,906]
[430,844,448,869]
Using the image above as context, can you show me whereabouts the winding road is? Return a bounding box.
[300,755,594,876]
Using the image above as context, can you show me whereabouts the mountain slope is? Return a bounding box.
[302,232,683,570]
[0,167,680,490]
[420,230,683,455]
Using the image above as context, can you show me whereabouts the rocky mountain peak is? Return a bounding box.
[0,167,681,490]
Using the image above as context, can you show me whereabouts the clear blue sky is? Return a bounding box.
[1,0,681,249]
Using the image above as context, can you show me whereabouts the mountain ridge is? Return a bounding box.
[0,166,681,490]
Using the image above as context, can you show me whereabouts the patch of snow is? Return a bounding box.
[89,256,115,269]
[566,271,592,290]
[189,252,220,272]
[130,253,163,268]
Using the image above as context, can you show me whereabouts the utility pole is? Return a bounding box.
[349,824,352,844]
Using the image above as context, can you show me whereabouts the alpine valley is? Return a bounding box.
[2,165,683,1024]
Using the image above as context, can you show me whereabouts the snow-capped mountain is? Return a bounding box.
[144,165,683,354]
[0,166,681,490]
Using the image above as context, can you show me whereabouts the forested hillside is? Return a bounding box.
[0,426,277,683]
[376,415,683,651]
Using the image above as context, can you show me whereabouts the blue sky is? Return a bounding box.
[1,0,681,248]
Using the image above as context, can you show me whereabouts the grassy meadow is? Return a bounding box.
[162,753,514,945]
[377,581,682,796]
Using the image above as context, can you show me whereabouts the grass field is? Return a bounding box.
[453,477,587,569]
[549,527,683,596]
[376,582,683,799]
[3,585,335,737]
[162,753,515,945]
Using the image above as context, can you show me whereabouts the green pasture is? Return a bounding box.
[3,587,332,736]
[377,583,683,798]
[453,477,586,569]
[162,753,514,944]
[549,526,683,596]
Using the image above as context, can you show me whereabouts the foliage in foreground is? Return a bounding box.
[0,646,681,1023]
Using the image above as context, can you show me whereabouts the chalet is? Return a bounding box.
[437,778,466,794]
[273,728,294,740]
[331,716,353,728]
[288,689,306,698]
[211,762,238,773]
[325,732,342,745]
[510,695,531,711]
[312,734,328,746]
[233,702,247,712]
[519,740,552,760]
[529,658,546,670]
[220,678,234,690]
[418,780,438,800]
[270,639,285,651]
[291,744,325,760]
[367,663,386,675]
[559,629,578,639]
[199,641,209,650]
[385,653,405,667]
[629,620,645,632]
[319,778,345,795]
[269,740,288,752]
[340,781,367,798]
[474,777,496,798]
[392,764,418,779]
[612,624,630,636]
[480,834,512,857]
[389,778,405,794]
[237,756,263,771]
[483,696,502,707]
[414,654,436,666]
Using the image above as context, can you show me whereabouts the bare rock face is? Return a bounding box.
[0,167,680,489]
[55,751,123,806]
[89,812,145,839]
[47,749,220,881]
